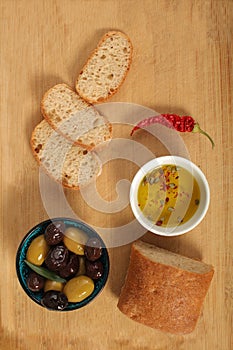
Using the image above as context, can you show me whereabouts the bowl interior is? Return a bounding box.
[130,156,210,236]
[16,218,109,311]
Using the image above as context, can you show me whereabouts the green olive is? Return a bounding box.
[26,235,49,266]
[63,275,94,302]
[44,279,65,292]
[63,227,88,255]
[76,256,86,276]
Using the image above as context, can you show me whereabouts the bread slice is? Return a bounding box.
[30,119,101,189]
[117,240,214,334]
[41,84,112,150]
[75,31,133,103]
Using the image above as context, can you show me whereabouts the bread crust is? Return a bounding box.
[117,241,214,334]
[75,31,133,104]
[41,83,112,151]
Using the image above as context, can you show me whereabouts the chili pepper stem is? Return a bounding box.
[192,123,215,149]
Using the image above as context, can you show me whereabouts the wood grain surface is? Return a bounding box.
[0,1,232,349]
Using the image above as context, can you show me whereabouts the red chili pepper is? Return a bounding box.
[130,114,215,148]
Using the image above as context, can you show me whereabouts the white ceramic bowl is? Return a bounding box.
[130,156,210,236]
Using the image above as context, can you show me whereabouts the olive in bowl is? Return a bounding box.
[16,218,109,311]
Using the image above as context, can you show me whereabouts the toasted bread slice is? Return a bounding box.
[75,31,133,103]
[30,119,101,189]
[41,84,112,150]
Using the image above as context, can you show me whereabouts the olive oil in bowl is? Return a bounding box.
[137,164,200,227]
[130,156,210,236]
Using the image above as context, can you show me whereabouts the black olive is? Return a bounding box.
[27,272,45,292]
[44,221,65,245]
[45,245,69,271]
[85,260,103,280]
[41,291,68,310]
[84,237,102,262]
[59,254,79,278]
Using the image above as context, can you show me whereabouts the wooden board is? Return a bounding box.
[0,0,232,349]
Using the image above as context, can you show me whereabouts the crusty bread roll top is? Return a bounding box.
[117,241,214,334]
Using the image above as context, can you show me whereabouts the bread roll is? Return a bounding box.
[117,240,214,334]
